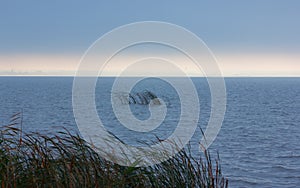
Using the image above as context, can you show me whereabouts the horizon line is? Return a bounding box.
[1,75,300,78]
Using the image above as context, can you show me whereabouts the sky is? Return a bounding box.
[0,1,299,76]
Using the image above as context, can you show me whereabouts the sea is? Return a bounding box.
[0,77,299,188]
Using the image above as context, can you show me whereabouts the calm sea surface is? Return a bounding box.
[0,77,299,187]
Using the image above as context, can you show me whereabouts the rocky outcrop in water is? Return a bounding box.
[117,90,161,105]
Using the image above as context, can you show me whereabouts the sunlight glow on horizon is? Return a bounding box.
[0,53,299,77]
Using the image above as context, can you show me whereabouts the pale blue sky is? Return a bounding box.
[0,1,299,76]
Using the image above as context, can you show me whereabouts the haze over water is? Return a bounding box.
[1,1,300,187]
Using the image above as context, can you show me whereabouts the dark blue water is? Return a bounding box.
[0,77,299,187]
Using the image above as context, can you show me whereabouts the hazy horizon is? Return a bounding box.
[1,1,299,77]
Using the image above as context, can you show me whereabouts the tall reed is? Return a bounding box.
[0,113,228,188]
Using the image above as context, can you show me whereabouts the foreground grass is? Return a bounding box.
[0,121,228,187]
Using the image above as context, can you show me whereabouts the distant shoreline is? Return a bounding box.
[0,75,300,78]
